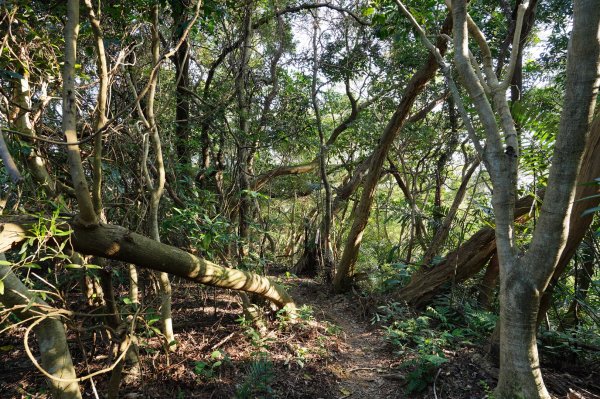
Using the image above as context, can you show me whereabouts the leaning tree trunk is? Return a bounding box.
[536,115,600,326]
[397,194,534,307]
[0,256,81,399]
[333,15,452,292]
[0,218,295,309]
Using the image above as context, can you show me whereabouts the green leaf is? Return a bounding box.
[0,279,4,295]
[150,326,161,335]
[0,68,24,80]
[18,244,29,255]
[424,354,447,367]
[0,260,12,266]
[581,206,600,217]
[53,229,73,237]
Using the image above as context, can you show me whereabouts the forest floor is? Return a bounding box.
[1,275,599,398]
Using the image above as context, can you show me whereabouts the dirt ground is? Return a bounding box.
[1,276,599,398]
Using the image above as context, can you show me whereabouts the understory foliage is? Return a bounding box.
[375,296,498,394]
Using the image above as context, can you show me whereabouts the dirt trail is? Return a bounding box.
[288,278,600,399]
[290,278,403,399]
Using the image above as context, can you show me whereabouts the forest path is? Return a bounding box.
[289,278,403,399]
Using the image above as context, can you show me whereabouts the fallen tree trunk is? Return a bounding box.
[396,194,535,307]
[398,114,600,308]
[0,218,295,309]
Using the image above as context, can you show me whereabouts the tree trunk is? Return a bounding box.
[129,263,140,304]
[0,256,82,399]
[562,238,594,330]
[171,0,191,166]
[397,194,534,307]
[311,11,335,280]
[397,82,598,313]
[62,0,97,226]
[497,275,549,398]
[0,218,295,309]
[333,15,452,292]
[433,96,460,227]
[235,2,254,260]
[495,1,600,397]
[478,252,499,310]
[422,158,480,265]
[293,224,319,278]
[9,72,57,195]
[143,4,176,350]
[488,114,600,359]
[536,114,600,326]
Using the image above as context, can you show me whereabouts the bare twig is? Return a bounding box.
[0,128,22,183]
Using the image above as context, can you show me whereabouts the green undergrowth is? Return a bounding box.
[189,302,338,398]
[373,296,497,394]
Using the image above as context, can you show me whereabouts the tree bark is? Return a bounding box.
[395,193,531,306]
[536,115,600,326]
[83,0,108,215]
[0,218,295,309]
[235,1,254,260]
[495,1,600,397]
[0,128,22,183]
[0,256,82,399]
[62,0,97,226]
[146,4,175,348]
[171,0,191,166]
[10,71,58,196]
[333,15,452,293]
[433,96,460,227]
